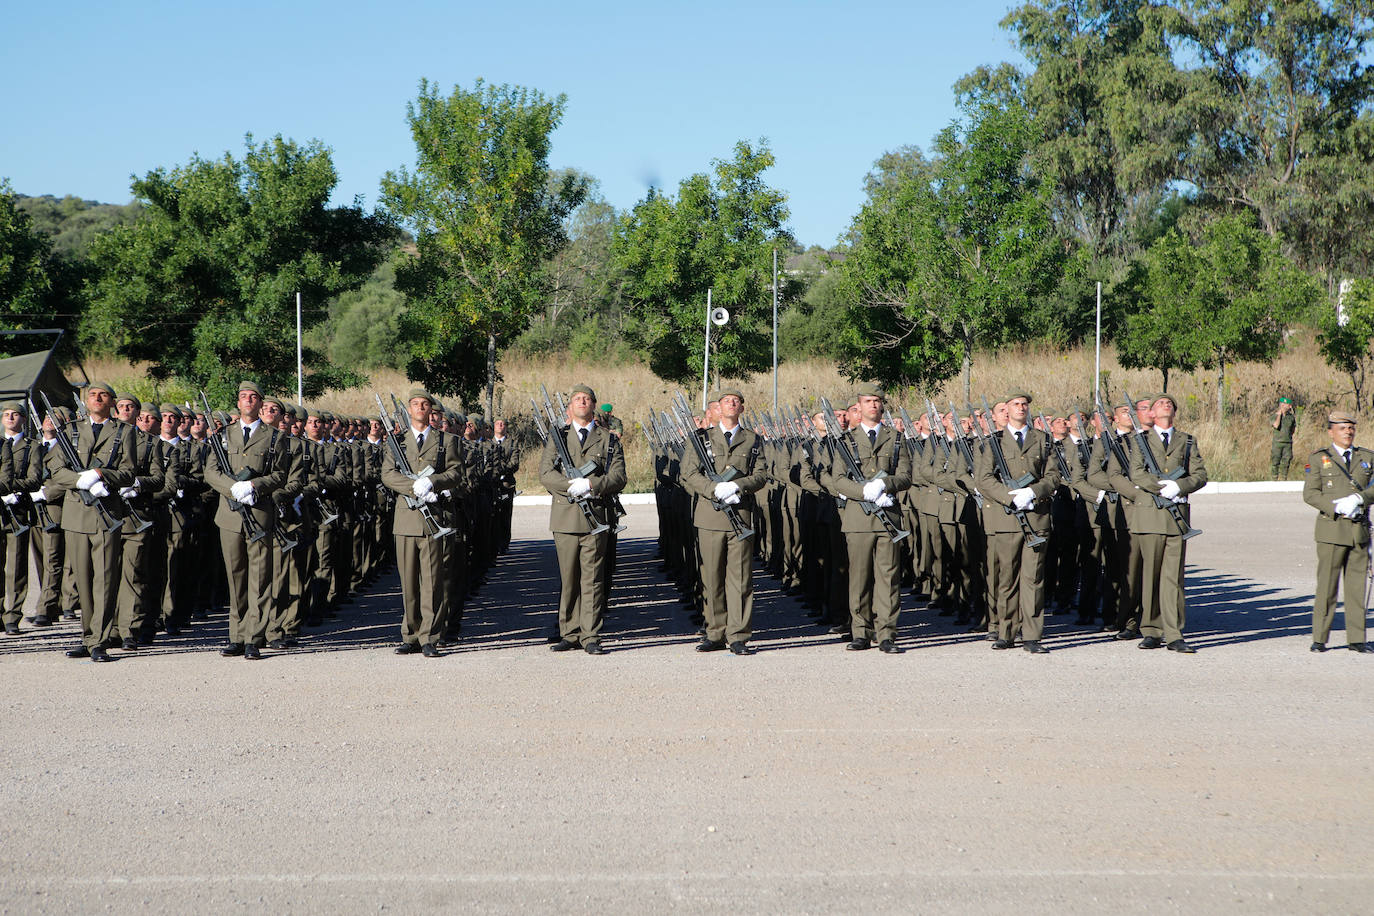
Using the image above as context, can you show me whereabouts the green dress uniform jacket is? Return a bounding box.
[204,424,290,532]
[818,424,912,532]
[1302,444,1374,646]
[538,424,627,534]
[680,426,768,530]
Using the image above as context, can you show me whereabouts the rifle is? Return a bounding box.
[25,396,60,532]
[944,402,985,509]
[668,392,753,541]
[197,393,270,545]
[375,393,453,539]
[1038,410,1074,483]
[1091,396,1127,505]
[39,391,124,534]
[966,397,1046,548]
[816,396,908,542]
[1121,391,1202,540]
[538,385,615,536]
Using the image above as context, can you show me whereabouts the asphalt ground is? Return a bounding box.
[1,491,1371,914]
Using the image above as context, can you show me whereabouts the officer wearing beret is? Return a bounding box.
[540,384,626,655]
[1302,411,1374,652]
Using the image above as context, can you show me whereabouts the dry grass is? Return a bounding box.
[80,332,1351,492]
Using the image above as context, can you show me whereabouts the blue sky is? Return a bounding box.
[3,0,1026,246]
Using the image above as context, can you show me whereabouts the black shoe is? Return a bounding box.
[1350,643,1374,653]
[1310,642,1327,653]
[61,612,78,621]
[268,639,287,650]
[1138,636,1163,650]
[728,641,753,656]
[1166,639,1196,654]
[164,623,181,636]
[550,639,579,652]
[4,624,18,635]
[696,638,726,652]
[1023,640,1049,654]
[121,638,138,651]
[992,639,1014,650]
[394,643,420,655]
[1115,628,1141,641]
[421,643,441,658]
[65,645,90,659]
[583,641,607,655]
[90,646,112,663]
[283,637,299,648]
[826,624,848,635]
[32,615,52,628]
[846,638,871,651]
[244,644,262,660]
[220,642,245,657]
[878,639,903,655]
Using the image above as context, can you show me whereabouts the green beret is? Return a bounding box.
[238,380,262,396]
[1279,397,1293,405]
[0,401,24,415]
[302,407,321,421]
[261,394,285,410]
[158,403,181,418]
[1328,410,1357,426]
[115,393,142,410]
[712,388,745,403]
[51,406,71,423]
[468,413,485,425]
[853,382,885,400]
[1151,393,1178,411]
[282,404,297,419]
[1004,390,1033,405]
[320,411,335,424]
[571,384,597,402]
[450,412,467,426]
[87,381,117,398]
[406,387,432,404]
[599,403,614,413]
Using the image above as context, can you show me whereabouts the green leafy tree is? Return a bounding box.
[0,180,57,347]
[380,79,586,415]
[85,135,391,401]
[836,101,1065,397]
[1120,214,1322,410]
[1319,278,1374,409]
[613,140,796,388]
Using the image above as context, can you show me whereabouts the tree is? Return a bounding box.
[380,79,586,415]
[836,101,1065,398]
[85,135,391,400]
[613,140,796,389]
[1119,214,1322,411]
[0,179,58,352]
[1319,278,1374,409]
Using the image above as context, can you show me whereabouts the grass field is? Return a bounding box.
[82,330,1349,492]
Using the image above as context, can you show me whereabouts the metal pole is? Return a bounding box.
[296,291,303,405]
[702,288,711,412]
[1094,281,1102,398]
[772,248,778,412]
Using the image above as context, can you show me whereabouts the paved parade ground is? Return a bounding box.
[1,491,1371,914]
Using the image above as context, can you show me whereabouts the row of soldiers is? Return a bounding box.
[651,385,1206,654]
[0,381,518,661]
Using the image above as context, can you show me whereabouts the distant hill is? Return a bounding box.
[14,193,142,261]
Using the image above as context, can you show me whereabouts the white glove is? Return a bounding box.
[412,476,433,498]
[874,493,895,508]
[76,469,100,491]
[1095,490,1106,506]
[1172,495,1188,505]
[293,495,304,513]
[1333,494,1364,517]
[1009,487,1035,511]
[713,481,740,501]
[29,488,46,503]
[423,491,439,504]
[175,489,184,499]
[440,489,452,499]
[862,479,886,502]
[567,477,591,498]
[230,481,254,502]
[1,494,17,506]
[89,481,110,499]
[237,488,256,507]
[1159,479,1181,500]
[723,492,741,506]
[119,486,137,499]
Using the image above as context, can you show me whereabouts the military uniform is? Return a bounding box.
[1272,401,1297,480]
[1303,432,1374,649]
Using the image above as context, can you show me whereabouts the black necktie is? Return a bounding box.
[416,432,425,451]
[724,430,733,447]
[1014,430,1023,448]
[243,425,252,444]
[578,427,588,446]
[868,428,877,449]
[1344,449,1351,469]
[1162,432,1170,449]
